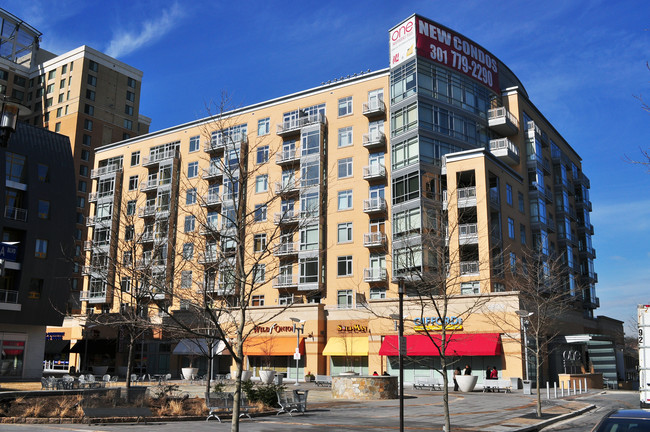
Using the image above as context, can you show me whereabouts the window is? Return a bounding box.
[54,122,61,132]
[251,295,265,306]
[300,225,319,250]
[126,90,135,102]
[518,192,525,213]
[87,75,97,86]
[57,93,64,103]
[38,200,50,219]
[45,98,53,108]
[337,256,353,277]
[508,217,515,239]
[254,204,267,221]
[77,196,85,209]
[254,234,267,252]
[510,252,517,273]
[253,264,266,283]
[338,96,353,116]
[370,288,386,299]
[78,180,87,192]
[506,184,513,205]
[126,200,136,216]
[182,243,194,259]
[189,135,200,152]
[338,190,353,210]
[125,105,133,116]
[184,215,196,232]
[79,165,88,177]
[88,60,98,72]
[337,290,353,308]
[130,151,140,166]
[256,145,269,164]
[257,117,270,136]
[186,188,196,205]
[84,119,93,131]
[299,257,319,283]
[121,277,131,293]
[460,281,480,295]
[124,119,132,130]
[83,135,92,146]
[13,75,26,86]
[255,174,268,193]
[338,126,353,147]
[46,84,54,94]
[128,175,138,190]
[37,164,49,182]
[127,77,136,88]
[187,161,198,178]
[124,225,134,241]
[181,271,192,289]
[520,224,526,245]
[86,89,95,100]
[337,222,353,243]
[35,239,48,258]
[84,104,94,116]
[338,157,353,179]
[279,293,294,306]
[6,152,26,182]
[81,149,90,161]
[392,171,419,204]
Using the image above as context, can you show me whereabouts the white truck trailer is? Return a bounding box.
[640,304,650,408]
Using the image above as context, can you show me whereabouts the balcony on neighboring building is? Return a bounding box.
[362,131,386,149]
[143,149,176,167]
[216,283,236,296]
[200,222,220,236]
[274,210,300,225]
[273,275,298,289]
[459,261,480,276]
[85,216,112,227]
[363,197,387,214]
[275,180,299,195]
[457,187,477,208]
[91,164,122,179]
[363,232,387,248]
[0,289,19,305]
[487,107,519,136]
[80,290,109,304]
[140,179,159,192]
[276,113,326,136]
[4,206,27,222]
[273,242,298,257]
[458,223,479,245]
[201,193,222,208]
[362,99,386,117]
[489,138,520,165]
[198,253,218,264]
[276,148,300,165]
[363,268,387,283]
[81,265,107,276]
[202,166,223,180]
[362,164,387,181]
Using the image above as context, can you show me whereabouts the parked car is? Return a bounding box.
[591,409,650,431]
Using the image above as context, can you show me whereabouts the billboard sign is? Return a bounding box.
[390,16,500,94]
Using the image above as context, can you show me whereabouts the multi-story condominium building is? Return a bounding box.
[0,8,150,315]
[0,122,76,379]
[79,14,617,385]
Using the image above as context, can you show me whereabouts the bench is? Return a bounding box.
[483,379,512,393]
[413,377,443,391]
[314,375,332,387]
[205,392,232,422]
[276,391,302,416]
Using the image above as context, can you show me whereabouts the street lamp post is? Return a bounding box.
[516,310,533,381]
[397,278,405,432]
[0,96,30,147]
[290,317,305,386]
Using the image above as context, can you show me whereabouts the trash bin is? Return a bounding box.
[293,389,309,412]
[522,380,532,395]
[274,373,283,385]
[510,377,522,390]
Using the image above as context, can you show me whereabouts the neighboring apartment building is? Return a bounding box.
[79,14,614,385]
[0,8,150,317]
[0,122,76,379]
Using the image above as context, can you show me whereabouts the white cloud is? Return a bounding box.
[105,3,185,59]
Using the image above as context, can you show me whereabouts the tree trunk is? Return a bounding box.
[230,356,243,432]
[205,341,213,396]
[535,340,542,418]
[126,336,134,389]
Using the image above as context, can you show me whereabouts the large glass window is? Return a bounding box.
[337,256,353,276]
[338,190,353,210]
[35,239,48,258]
[392,172,419,204]
[299,257,318,284]
[5,153,26,182]
[391,137,419,170]
[393,208,421,237]
[300,225,318,250]
[301,160,319,187]
[390,59,416,103]
[338,127,353,148]
[301,129,321,155]
[391,103,418,137]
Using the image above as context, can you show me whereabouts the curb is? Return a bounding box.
[512,404,597,432]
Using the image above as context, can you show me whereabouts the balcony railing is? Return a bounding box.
[363,197,387,213]
[363,232,387,247]
[273,275,298,288]
[276,113,326,135]
[457,187,477,208]
[362,99,386,116]
[276,148,299,164]
[143,149,176,166]
[4,206,27,222]
[364,268,387,282]
[274,210,300,225]
[487,107,519,136]
[275,180,299,195]
[201,193,222,207]
[489,138,520,165]
[458,223,478,244]
[81,265,107,276]
[79,290,108,303]
[140,179,159,192]
[86,216,111,227]
[273,242,298,256]
[460,261,480,275]
[0,289,19,304]
[362,131,386,148]
[198,253,218,264]
[202,166,223,180]
[90,164,121,178]
[362,164,386,180]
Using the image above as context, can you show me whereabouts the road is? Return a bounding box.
[541,390,639,431]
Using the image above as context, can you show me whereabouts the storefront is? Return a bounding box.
[0,336,25,377]
[322,322,370,375]
[243,333,305,379]
[44,331,70,373]
[172,338,229,378]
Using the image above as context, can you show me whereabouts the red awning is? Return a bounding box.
[378,333,502,357]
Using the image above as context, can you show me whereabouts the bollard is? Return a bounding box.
[546,381,550,399]
[584,377,588,392]
[573,380,577,395]
[561,381,564,397]
[554,382,557,399]
[579,379,582,394]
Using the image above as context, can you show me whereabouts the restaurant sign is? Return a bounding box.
[337,324,368,333]
[253,323,294,334]
[413,316,463,331]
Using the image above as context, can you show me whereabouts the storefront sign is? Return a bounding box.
[337,324,368,333]
[253,323,294,334]
[413,316,463,331]
[45,332,65,340]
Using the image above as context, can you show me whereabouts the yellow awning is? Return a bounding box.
[321,337,369,356]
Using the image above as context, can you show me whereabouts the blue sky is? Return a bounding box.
[10,0,650,334]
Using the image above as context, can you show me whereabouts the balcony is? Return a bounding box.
[216,283,236,296]
[577,172,591,188]
[4,206,27,222]
[273,275,298,288]
[363,232,387,248]
[527,154,551,175]
[276,148,299,165]
[362,131,386,149]
[79,290,108,304]
[275,180,299,195]
[82,265,107,276]
[90,164,121,179]
[201,193,222,208]
[202,166,223,180]
[273,242,298,257]
[86,216,111,227]
[489,138,520,165]
[362,164,386,181]
[138,231,154,244]
[138,205,169,219]
[458,223,479,245]
[276,113,326,136]
[363,268,387,282]
[487,107,519,136]
[457,187,477,208]
[84,240,109,251]
[200,223,220,236]
[143,149,176,167]
[363,197,387,214]
[460,261,480,276]
[140,179,159,192]
[362,99,386,117]
[274,210,300,225]
[0,289,19,304]
[198,253,218,264]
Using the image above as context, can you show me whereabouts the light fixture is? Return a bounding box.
[290,317,305,385]
[0,96,31,148]
[515,310,533,381]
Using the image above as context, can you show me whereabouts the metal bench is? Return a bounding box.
[413,377,443,391]
[314,375,332,387]
[276,391,301,416]
[205,392,232,422]
[483,379,512,393]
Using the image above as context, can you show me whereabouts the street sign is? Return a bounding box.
[293,352,301,360]
[0,242,17,261]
